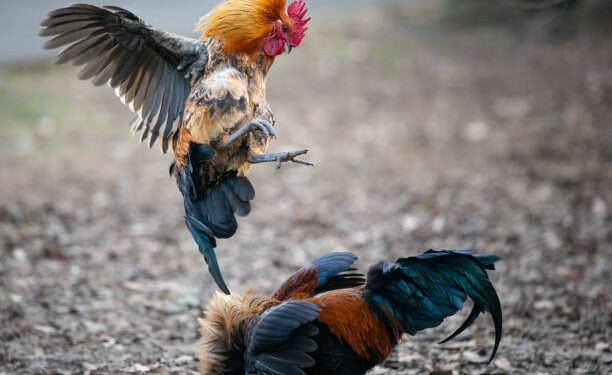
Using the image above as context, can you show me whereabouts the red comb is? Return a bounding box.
[287,0,310,47]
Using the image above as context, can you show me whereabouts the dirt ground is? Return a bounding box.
[1,3,611,374]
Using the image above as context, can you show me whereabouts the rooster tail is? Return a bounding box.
[183,175,255,239]
[178,143,255,240]
[184,214,229,294]
[364,249,502,364]
[176,144,255,294]
[198,174,255,238]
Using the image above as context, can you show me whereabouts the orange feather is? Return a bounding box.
[312,289,403,360]
[198,0,290,56]
[271,267,318,301]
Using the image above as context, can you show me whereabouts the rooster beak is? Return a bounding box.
[285,42,293,54]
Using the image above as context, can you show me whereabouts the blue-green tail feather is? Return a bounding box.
[364,249,502,364]
[177,144,230,294]
[184,214,229,294]
[176,143,254,294]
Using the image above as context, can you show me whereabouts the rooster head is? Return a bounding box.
[200,0,310,58]
[263,0,310,57]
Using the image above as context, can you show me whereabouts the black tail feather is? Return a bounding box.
[198,176,254,238]
[438,304,481,345]
[178,143,255,239]
[176,143,255,293]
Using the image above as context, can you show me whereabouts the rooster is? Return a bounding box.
[39,0,312,293]
[197,249,503,374]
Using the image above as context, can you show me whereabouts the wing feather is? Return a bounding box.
[245,301,320,375]
[272,252,364,301]
[56,33,108,65]
[40,4,208,152]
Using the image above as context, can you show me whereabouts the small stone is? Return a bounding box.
[494,356,513,370]
[122,363,154,373]
[83,320,106,334]
[595,342,610,352]
[175,355,195,365]
[533,299,554,310]
[33,324,57,335]
[592,197,607,219]
[431,215,445,232]
[462,350,488,364]
[13,248,27,263]
[101,335,116,348]
[438,362,458,372]
[401,214,419,233]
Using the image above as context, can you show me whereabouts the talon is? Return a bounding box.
[292,158,314,166]
[220,119,275,149]
[248,149,312,167]
[258,119,276,139]
[253,120,269,139]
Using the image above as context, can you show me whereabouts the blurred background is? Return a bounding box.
[1,0,611,374]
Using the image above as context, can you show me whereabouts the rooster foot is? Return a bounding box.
[248,149,313,169]
[220,119,276,149]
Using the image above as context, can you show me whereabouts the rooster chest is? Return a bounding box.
[185,64,272,142]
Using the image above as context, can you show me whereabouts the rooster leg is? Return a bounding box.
[219,119,276,149]
[248,149,313,169]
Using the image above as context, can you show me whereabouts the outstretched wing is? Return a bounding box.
[40,4,208,152]
[364,249,502,364]
[272,252,365,301]
[245,300,320,375]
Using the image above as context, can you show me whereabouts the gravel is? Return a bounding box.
[1,4,611,374]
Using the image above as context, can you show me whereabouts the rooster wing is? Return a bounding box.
[40,3,208,152]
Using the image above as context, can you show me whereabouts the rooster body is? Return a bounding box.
[40,0,311,293]
[197,250,502,374]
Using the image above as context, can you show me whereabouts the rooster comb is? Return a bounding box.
[287,0,310,47]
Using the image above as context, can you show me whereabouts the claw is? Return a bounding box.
[291,158,314,166]
[248,119,275,139]
[248,149,312,168]
[258,119,277,139]
[220,119,276,149]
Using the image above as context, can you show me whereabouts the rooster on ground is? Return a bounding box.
[197,249,503,374]
[39,0,312,293]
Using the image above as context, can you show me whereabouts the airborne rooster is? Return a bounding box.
[197,250,503,374]
[39,0,312,293]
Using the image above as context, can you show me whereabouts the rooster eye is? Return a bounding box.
[282,24,288,32]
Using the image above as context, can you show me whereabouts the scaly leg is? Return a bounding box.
[248,149,313,169]
[219,119,276,149]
